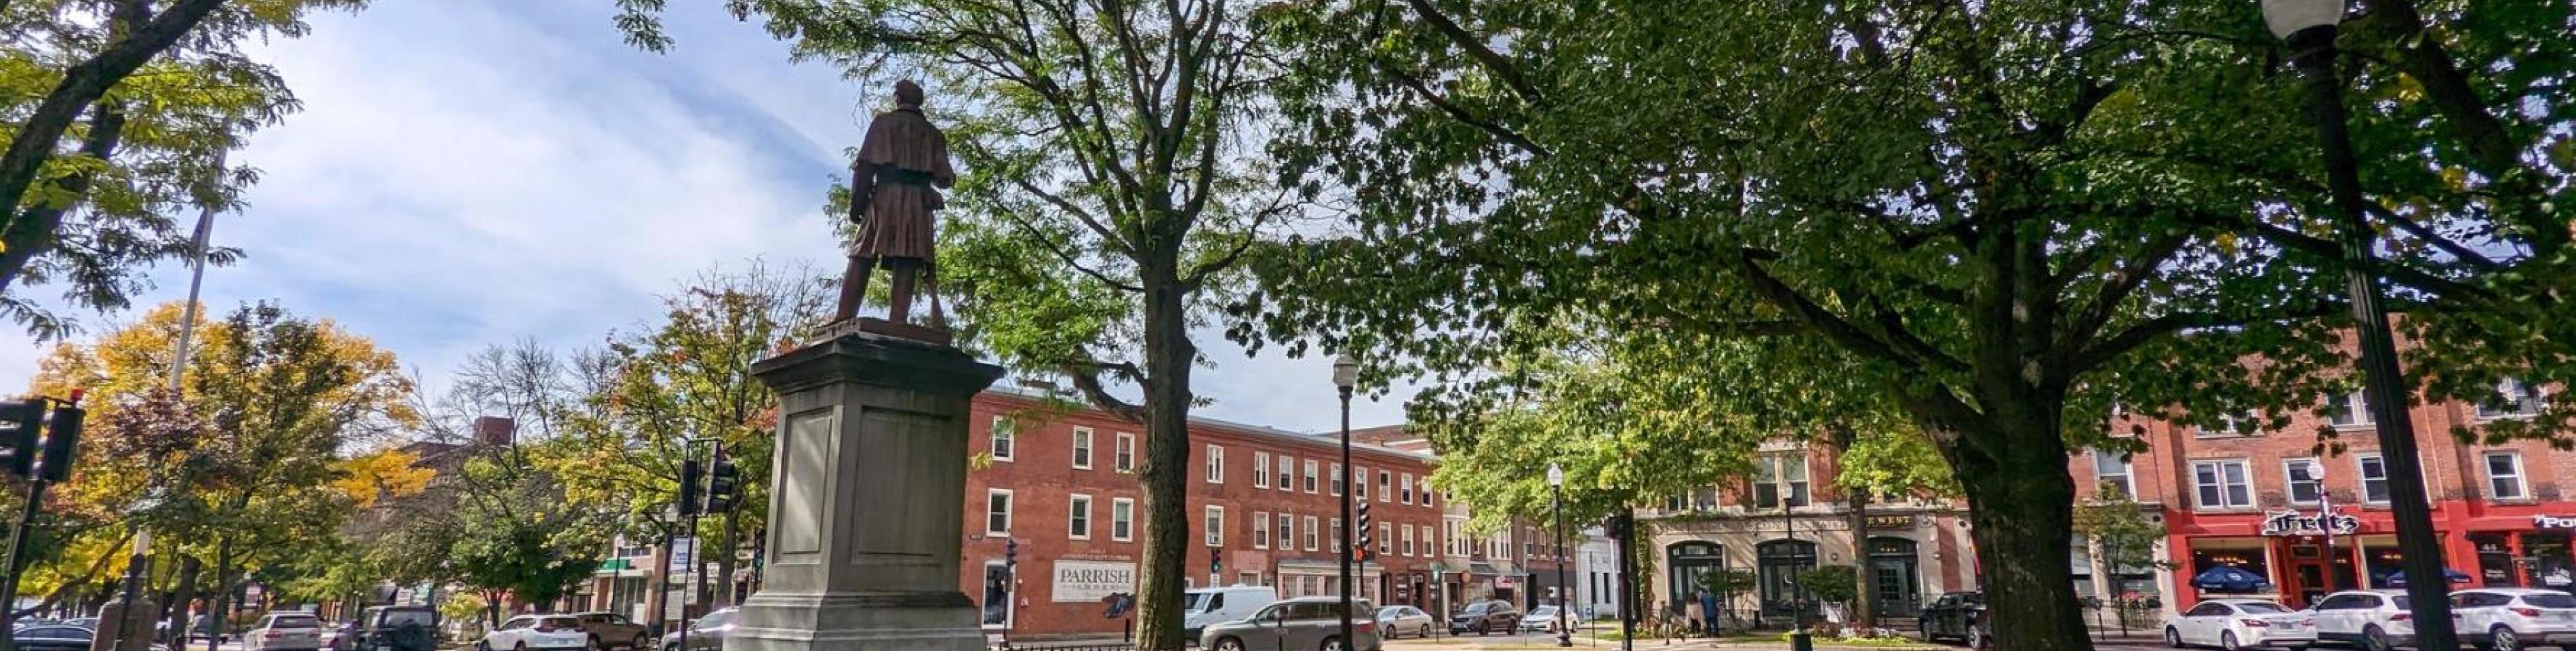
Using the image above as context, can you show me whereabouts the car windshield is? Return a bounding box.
[536,617,581,632]
[2524,593,2576,608]
[694,610,738,629]
[2236,603,2290,614]
[1185,593,1213,612]
[374,610,434,629]
[1462,603,1489,614]
[275,615,322,629]
[1529,606,1556,616]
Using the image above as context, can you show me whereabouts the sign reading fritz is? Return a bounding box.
[2260,509,2360,536]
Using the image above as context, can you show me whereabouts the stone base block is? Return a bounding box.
[729,591,984,651]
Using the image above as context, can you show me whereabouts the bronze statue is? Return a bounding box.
[837,80,957,326]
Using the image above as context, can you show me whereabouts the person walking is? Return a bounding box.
[1699,589,1721,636]
[1684,594,1706,638]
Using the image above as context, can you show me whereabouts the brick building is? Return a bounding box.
[960,388,1459,638]
[2068,374,2570,612]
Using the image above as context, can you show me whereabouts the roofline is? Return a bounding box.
[981,385,1433,462]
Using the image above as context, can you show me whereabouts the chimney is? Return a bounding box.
[474,416,516,447]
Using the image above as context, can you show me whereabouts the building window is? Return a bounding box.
[1205,506,1225,546]
[1421,477,1435,507]
[1330,518,1343,553]
[1068,494,1093,539]
[1252,452,1272,488]
[2202,409,2260,437]
[1303,460,1321,493]
[2093,450,2133,499]
[1331,462,1345,496]
[1111,498,1134,542]
[1303,516,1321,551]
[1278,455,1294,492]
[986,489,1013,534]
[2284,458,2322,505]
[2358,454,2391,504]
[1402,524,1416,556]
[1206,445,1225,484]
[2478,378,2544,419]
[2327,391,2375,427]
[2485,452,2528,500]
[1071,427,1094,469]
[1378,471,1392,502]
[1381,522,1394,555]
[1754,455,1811,509]
[2191,460,2252,509]
[1114,432,1135,472]
[1276,513,1294,550]
[1354,465,1367,498]
[989,416,1015,461]
[1401,473,1415,504]
[1253,512,1271,549]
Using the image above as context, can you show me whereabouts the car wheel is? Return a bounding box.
[1967,623,1989,650]
[1420,624,1430,639]
[2168,627,2186,648]
[2495,626,2522,651]
[631,635,647,651]
[2222,631,2243,651]
[1320,635,1345,651]
[1213,637,1245,651]
[517,643,530,651]
[1920,619,1939,642]
[2362,625,2392,651]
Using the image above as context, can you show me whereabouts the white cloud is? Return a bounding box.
[0,0,1417,434]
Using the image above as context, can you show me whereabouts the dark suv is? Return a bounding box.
[348,606,440,651]
[1919,591,1990,648]
[1449,600,1520,635]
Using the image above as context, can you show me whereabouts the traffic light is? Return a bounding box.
[38,403,81,482]
[0,400,43,478]
[677,456,704,517]
[1352,500,1373,562]
[704,448,742,513]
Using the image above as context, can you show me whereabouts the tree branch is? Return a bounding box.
[1396,0,1540,104]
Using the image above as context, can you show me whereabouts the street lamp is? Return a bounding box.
[1332,352,1359,651]
[1547,465,1571,647]
[2259,1,2456,648]
[2299,459,2343,593]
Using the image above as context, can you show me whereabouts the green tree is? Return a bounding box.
[1241,1,2571,650]
[613,2,1295,646]
[0,0,366,337]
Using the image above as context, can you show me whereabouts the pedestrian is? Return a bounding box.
[1684,594,1705,637]
[1700,589,1720,636]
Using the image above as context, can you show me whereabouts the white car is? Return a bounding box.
[1519,605,1565,633]
[2162,598,2314,650]
[2451,588,2576,651]
[244,612,326,651]
[1374,606,1436,639]
[2309,590,2417,651]
[481,615,592,651]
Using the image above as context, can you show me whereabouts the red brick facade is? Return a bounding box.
[2070,376,2573,612]
[956,390,1462,637]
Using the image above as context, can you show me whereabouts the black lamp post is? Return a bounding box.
[2259,1,2457,648]
[1548,465,1571,647]
[1333,353,1359,651]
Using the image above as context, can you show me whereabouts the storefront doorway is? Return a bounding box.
[1758,539,1818,623]
[1867,537,1922,618]
[1667,541,1726,606]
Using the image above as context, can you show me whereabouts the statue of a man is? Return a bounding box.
[837,80,957,325]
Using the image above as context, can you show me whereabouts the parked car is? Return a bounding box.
[1519,606,1565,633]
[567,612,651,651]
[186,614,230,643]
[2451,587,2576,651]
[350,606,440,651]
[1180,585,1279,642]
[1920,591,1991,648]
[1449,600,1519,635]
[2160,598,2314,650]
[481,615,592,651]
[660,608,740,651]
[1374,605,1435,639]
[2308,590,2415,651]
[15,624,102,651]
[1199,597,1378,651]
[321,620,355,651]
[244,611,327,651]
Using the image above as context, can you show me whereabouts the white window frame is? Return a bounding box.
[2327,391,2375,427]
[1111,498,1134,542]
[1378,471,1392,502]
[2093,450,2134,499]
[989,416,1015,461]
[2357,454,2392,504]
[1071,427,1094,470]
[1114,432,1136,472]
[1380,521,1393,555]
[1402,524,1416,557]
[1206,445,1226,484]
[1253,512,1272,549]
[1253,452,1272,488]
[1330,517,1342,553]
[1277,513,1294,549]
[1331,462,1345,496]
[1303,459,1321,494]
[2190,459,2253,510]
[1302,515,1321,551]
[1205,506,1225,547]
[1401,473,1415,504]
[2484,451,2529,500]
[2283,458,2323,505]
[2201,410,2261,437]
[985,488,1014,535]
[1278,456,1295,492]
[2478,378,2545,420]
[1354,465,1368,499]
[1068,494,1093,540]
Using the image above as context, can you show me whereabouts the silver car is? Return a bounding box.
[245,612,326,651]
[1201,597,1380,651]
[1373,606,1435,639]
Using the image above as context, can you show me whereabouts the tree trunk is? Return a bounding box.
[161,554,201,645]
[1950,419,2089,651]
[201,535,235,651]
[1131,262,1197,651]
[713,506,740,608]
[1848,489,1874,631]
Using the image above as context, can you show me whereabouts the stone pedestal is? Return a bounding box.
[729,332,1003,651]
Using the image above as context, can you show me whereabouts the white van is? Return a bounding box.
[1182,585,1279,641]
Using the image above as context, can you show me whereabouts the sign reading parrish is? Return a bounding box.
[2259,509,2360,536]
[1051,560,1138,603]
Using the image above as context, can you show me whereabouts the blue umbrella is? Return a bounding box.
[2383,568,2473,587]
[2193,566,2270,593]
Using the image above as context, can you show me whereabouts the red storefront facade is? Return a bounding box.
[2074,376,2571,612]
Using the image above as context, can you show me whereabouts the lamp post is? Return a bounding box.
[2301,459,2342,593]
[2259,1,2457,648]
[1332,353,1359,651]
[1548,465,1571,647]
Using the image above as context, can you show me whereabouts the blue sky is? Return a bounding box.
[0,0,1412,434]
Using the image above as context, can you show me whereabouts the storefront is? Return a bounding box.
[1667,541,1727,605]
[2463,515,2576,592]
[1756,539,1818,618]
[1866,537,1923,618]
